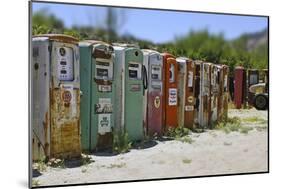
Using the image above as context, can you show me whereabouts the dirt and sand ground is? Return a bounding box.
[32,108,268,187]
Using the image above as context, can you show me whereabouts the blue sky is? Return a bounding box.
[32,2,268,44]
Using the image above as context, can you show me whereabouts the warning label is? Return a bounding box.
[98,114,111,135]
[168,88,177,106]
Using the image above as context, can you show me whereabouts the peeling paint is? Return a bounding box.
[32,35,81,160]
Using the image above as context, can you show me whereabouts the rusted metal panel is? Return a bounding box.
[199,62,212,128]
[32,38,51,160]
[32,36,81,160]
[34,34,79,44]
[184,59,196,129]
[216,64,229,121]
[222,65,229,119]
[50,88,81,158]
[176,58,187,128]
[210,64,219,126]
[143,50,164,136]
[176,57,196,129]
[216,65,224,122]
[193,60,202,128]
[50,41,81,159]
[162,53,178,129]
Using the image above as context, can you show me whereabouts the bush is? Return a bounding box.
[166,127,193,143]
[215,116,254,134]
[112,132,132,154]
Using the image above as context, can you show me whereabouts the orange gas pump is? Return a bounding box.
[162,53,178,129]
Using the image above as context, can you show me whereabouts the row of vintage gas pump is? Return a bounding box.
[31,34,229,160]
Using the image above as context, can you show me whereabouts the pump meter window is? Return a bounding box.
[169,64,175,83]
[151,65,162,80]
[128,62,141,80]
[95,59,113,80]
[57,47,74,81]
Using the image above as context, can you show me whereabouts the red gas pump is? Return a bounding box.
[234,66,246,109]
[143,50,164,136]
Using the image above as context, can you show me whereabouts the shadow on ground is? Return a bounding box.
[92,150,119,157]
[32,169,42,177]
[132,139,158,150]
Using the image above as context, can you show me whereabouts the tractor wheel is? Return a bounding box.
[253,94,268,110]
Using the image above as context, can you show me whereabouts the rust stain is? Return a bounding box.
[94,79,112,85]
[43,111,49,156]
[50,88,81,159]
[33,34,78,45]
[96,133,113,150]
[93,48,112,59]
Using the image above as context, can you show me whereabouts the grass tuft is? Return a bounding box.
[32,179,40,187]
[165,127,193,143]
[215,116,254,134]
[243,116,267,124]
[113,132,132,154]
[107,162,126,169]
[182,159,192,164]
[47,158,65,168]
[81,154,94,166]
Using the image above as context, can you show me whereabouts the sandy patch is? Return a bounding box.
[33,108,268,187]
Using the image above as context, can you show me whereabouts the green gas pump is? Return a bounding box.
[79,40,115,151]
[113,45,147,142]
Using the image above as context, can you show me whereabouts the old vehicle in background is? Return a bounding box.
[248,69,268,110]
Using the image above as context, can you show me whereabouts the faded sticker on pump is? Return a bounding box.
[95,98,113,114]
[60,85,77,116]
[168,88,177,106]
[187,96,194,103]
[188,71,193,87]
[224,75,228,88]
[62,90,72,103]
[130,84,141,92]
[154,96,161,108]
[98,114,111,135]
[98,85,112,92]
[185,105,194,111]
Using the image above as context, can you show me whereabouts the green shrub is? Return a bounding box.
[182,159,192,164]
[166,127,190,138]
[112,132,132,154]
[243,116,267,124]
[240,126,253,134]
[215,116,254,134]
[166,127,193,143]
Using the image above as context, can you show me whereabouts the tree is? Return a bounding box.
[32,9,64,35]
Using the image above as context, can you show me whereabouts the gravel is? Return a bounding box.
[32,108,268,187]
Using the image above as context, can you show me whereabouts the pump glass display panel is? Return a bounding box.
[57,47,74,81]
[29,1,269,188]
